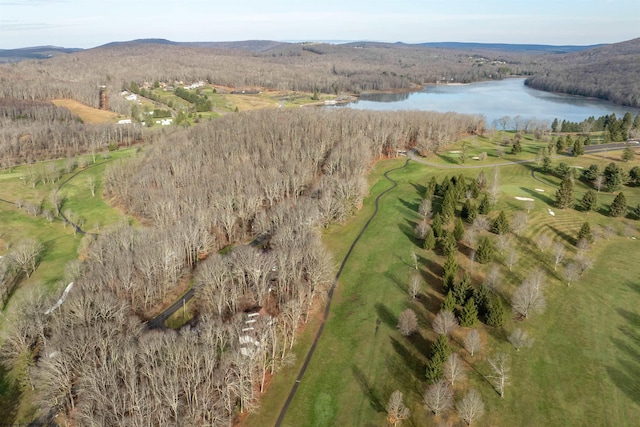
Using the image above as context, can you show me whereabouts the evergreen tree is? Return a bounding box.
[441,188,457,222]
[491,210,510,235]
[476,236,495,264]
[478,194,491,215]
[512,139,522,155]
[442,290,456,312]
[474,285,491,320]
[622,147,635,162]
[485,295,506,327]
[555,175,574,209]
[610,192,627,217]
[577,222,594,244]
[453,272,473,305]
[431,213,443,238]
[436,175,450,197]
[603,162,626,192]
[442,254,458,278]
[455,174,467,197]
[580,190,597,212]
[573,138,584,156]
[551,118,559,133]
[454,218,466,241]
[423,228,437,251]
[426,176,438,198]
[468,180,480,198]
[461,199,471,221]
[629,166,640,186]
[556,136,566,152]
[582,164,600,182]
[634,203,640,219]
[440,230,458,257]
[466,202,478,224]
[542,156,553,173]
[459,297,479,327]
[426,334,451,384]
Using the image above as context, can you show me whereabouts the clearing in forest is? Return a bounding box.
[52,99,120,123]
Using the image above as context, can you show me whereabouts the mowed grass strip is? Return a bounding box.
[266,155,640,427]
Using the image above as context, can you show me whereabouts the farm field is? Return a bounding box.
[51,99,121,123]
[248,147,640,426]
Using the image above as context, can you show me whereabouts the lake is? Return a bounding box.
[343,78,640,129]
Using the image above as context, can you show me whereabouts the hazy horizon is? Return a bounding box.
[1,0,638,50]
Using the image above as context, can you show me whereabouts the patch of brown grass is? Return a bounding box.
[52,99,120,124]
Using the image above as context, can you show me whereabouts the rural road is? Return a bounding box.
[146,288,196,329]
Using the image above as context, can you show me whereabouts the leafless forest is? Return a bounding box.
[525,38,640,107]
[1,108,480,425]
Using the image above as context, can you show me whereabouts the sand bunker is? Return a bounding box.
[535,188,545,192]
[449,150,462,154]
[548,208,555,216]
[472,156,480,160]
[515,197,534,201]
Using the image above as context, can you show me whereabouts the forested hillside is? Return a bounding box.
[0,42,541,116]
[525,38,640,108]
[0,108,479,426]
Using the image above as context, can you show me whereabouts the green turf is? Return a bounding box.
[250,153,640,427]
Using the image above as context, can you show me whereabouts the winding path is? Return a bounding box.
[274,158,410,426]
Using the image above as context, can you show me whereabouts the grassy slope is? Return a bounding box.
[251,148,640,426]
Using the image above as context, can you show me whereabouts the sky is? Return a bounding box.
[1,0,639,49]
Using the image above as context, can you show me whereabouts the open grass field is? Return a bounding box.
[0,149,135,423]
[247,148,640,426]
[51,99,121,123]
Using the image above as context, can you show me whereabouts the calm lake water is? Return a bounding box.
[344,78,640,128]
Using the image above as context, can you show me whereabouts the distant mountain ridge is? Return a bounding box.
[0,45,82,63]
[2,38,611,62]
[408,41,603,53]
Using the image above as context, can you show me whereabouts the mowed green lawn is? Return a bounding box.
[250,153,640,427]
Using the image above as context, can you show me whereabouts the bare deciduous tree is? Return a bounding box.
[484,264,502,291]
[397,309,418,336]
[408,273,423,300]
[414,220,430,240]
[10,238,44,278]
[456,388,485,424]
[512,268,546,319]
[506,246,519,271]
[487,352,510,398]
[552,242,566,271]
[508,328,534,351]
[535,234,552,252]
[423,380,453,416]
[562,262,580,287]
[510,211,528,235]
[443,353,465,386]
[386,390,411,426]
[433,309,459,337]
[464,329,482,357]
[419,198,433,219]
